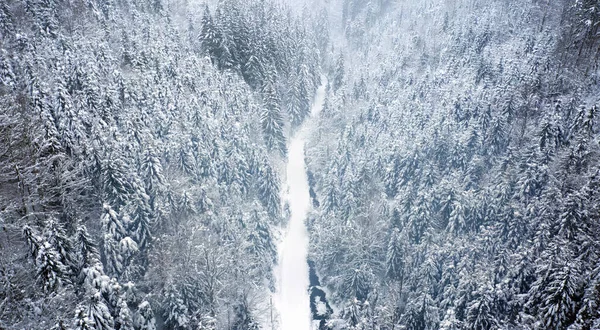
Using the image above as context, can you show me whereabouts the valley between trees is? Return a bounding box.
[1,0,600,329]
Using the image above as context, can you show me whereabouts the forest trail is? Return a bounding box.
[275,78,327,330]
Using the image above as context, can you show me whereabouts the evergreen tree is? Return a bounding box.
[321,177,339,214]
[528,249,583,329]
[75,225,99,279]
[45,218,75,276]
[35,240,68,292]
[141,147,164,199]
[568,0,600,65]
[100,204,131,277]
[386,228,405,282]
[288,68,311,127]
[23,225,68,292]
[402,294,438,330]
[257,159,280,217]
[342,266,372,302]
[136,301,157,330]
[0,0,13,37]
[231,301,260,330]
[439,309,462,330]
[332,53,345,92]
[260,81,286,154]
[246,207,277,277]
[242,55,264,89]
[73,307,94,330]
[115,299,135,330]
[78,291,115,330]
[163,284,190,330]
[128,192,153,252]
[465,287,499,330]
[102,154,133,211]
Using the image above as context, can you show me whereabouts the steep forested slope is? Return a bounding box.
[0,0,320,328]
[306,0,600,329]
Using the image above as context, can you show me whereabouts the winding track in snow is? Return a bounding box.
[275,78,327,330]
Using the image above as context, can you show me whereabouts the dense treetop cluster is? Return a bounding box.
[0,0,319,328]
[306,0,600,329]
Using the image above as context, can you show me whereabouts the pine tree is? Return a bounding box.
[163,284,190,330]
[287,68,311,128]
[141,147,164,198]
[447,197,468,235]
[439,309,462,330]
[538,260,583,329]
[102,154,133,210]
[115,299,135,330]
[557,190,588,242]
[23,225,68,292]
[45,218,75,276]
[408,194,431,244]
[38,90,65,158]
[243,55,264,89]
[465,287,499,330]
[77,290,115,330]
[257,159,280,217]
[75,225,99,279]
[322,177,339,214]
[25,0,60,37]
[36,241,68,292]
[386,228,405,282]
[246,207,277,271]
[212,8,234,70]
[341,298,362,328]
[136,301,156,330]
[343,266,372,302]
[0,0,13,37]
[572,267,600,330]
[73,307,94,330]
[54,80,85,156]
[287,76,304,128]
[528,244,583,329]
[128,192,153,252]
[0,55,15,87]
[176,146,195,177]
[260,81,286,154]
[569,0,600,64]
[231,301,260,330]
[178,190,197,217]
[101,204,129,277]
[333,53,345,92]
[383,155,401,198]
[402,294,438,330]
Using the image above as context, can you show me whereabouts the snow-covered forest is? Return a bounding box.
[0,0,599,329]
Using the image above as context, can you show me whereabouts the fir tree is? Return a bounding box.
[260,81,286,155]
[79,290,115,330]
[257,159,280,217]
[163,284,190,330]
[136,301,156,330]
[102,154,133,211]
[386,228,405,282]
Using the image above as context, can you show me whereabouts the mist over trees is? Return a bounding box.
[1,0,600,329]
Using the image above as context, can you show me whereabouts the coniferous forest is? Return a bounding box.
[1,0,600,329]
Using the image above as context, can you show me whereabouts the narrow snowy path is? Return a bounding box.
[274,79,327,330]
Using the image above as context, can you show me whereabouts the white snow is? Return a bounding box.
[274,78,327,330]
[315,296,328,316]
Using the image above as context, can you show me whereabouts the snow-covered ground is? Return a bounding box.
[274,79,327,330]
